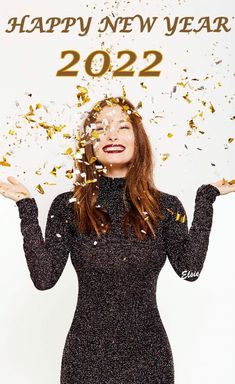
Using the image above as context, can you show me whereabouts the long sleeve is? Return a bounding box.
[16,192,74,290]
[161,184,220,282]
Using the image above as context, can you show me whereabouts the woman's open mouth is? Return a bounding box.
[102,145,126,153]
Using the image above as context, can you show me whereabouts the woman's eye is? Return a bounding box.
[120,126,129,129]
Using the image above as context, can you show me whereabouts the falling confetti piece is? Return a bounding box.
[63,133,72,139]
[36,184,45,194]
[177,81,188,88]
[64,147,74,156]
[209,102,215,113]
[140,82,147,89]
[0,157,11,167]
[162,153,170,161]
[188,119,198,131]
[65,169,74,179]
[50,166,62,177]
[122,85,127,99]
[183,92,192,103]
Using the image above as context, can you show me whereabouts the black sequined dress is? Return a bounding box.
[16,174,220,383]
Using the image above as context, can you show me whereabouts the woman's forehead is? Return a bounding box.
[96,105,130,121]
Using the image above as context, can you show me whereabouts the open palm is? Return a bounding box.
[0,176,31,202]
[210,178,235,196]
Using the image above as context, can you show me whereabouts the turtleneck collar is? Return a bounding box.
[97,173,130,214]
[98,173,127,190]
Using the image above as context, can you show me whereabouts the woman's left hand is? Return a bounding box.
[210,178,235,195]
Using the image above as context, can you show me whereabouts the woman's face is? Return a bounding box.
[92,105,135,175]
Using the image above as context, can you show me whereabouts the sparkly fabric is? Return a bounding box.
[16,174,220,383]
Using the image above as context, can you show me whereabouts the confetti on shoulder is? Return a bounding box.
[166,208,186,224]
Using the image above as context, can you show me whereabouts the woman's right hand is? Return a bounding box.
[0,176,32,202]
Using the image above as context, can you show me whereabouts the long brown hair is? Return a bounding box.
[71,96,165,240]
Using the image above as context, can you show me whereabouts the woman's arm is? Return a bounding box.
[16,192,73,290]
[161,184,220,282]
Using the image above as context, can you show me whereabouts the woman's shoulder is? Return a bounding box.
[49,191,75,216]
[54,190,74,202]
[158,189,182,207]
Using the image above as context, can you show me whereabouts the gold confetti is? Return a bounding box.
[89,156,97,164]
[36,184,45,194]
[183,92,192,103]
[38,122,66,139]
[50,166,62,177]
[91,130,100,139]
[209,102,215,113]
[198,111,204,118]
[85,178,98,185]
[122,85,127,99]
[176,212,186,223]
[63,133,72,139]
[65,169,73,179]
[167,133,174,138]
[36,103,42,109]
[228,138,234,143]
[177,81,188,88]
[23,105,36,122]
[166,208,186,223]
[0,156,11,167]
[162,153,170,161]
[64,147,74,157]
[189,119,198,131]
[76,85,90,107]
[229,179,235,185]
[122,104,129,112]
[93,102,102,112]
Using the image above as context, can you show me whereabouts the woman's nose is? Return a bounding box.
[105,126,119,139]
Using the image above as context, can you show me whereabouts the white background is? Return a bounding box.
[0,0,234,383]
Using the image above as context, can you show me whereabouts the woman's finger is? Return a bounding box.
[7,176,20,185]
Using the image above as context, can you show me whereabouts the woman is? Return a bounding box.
[0,96,234,383]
